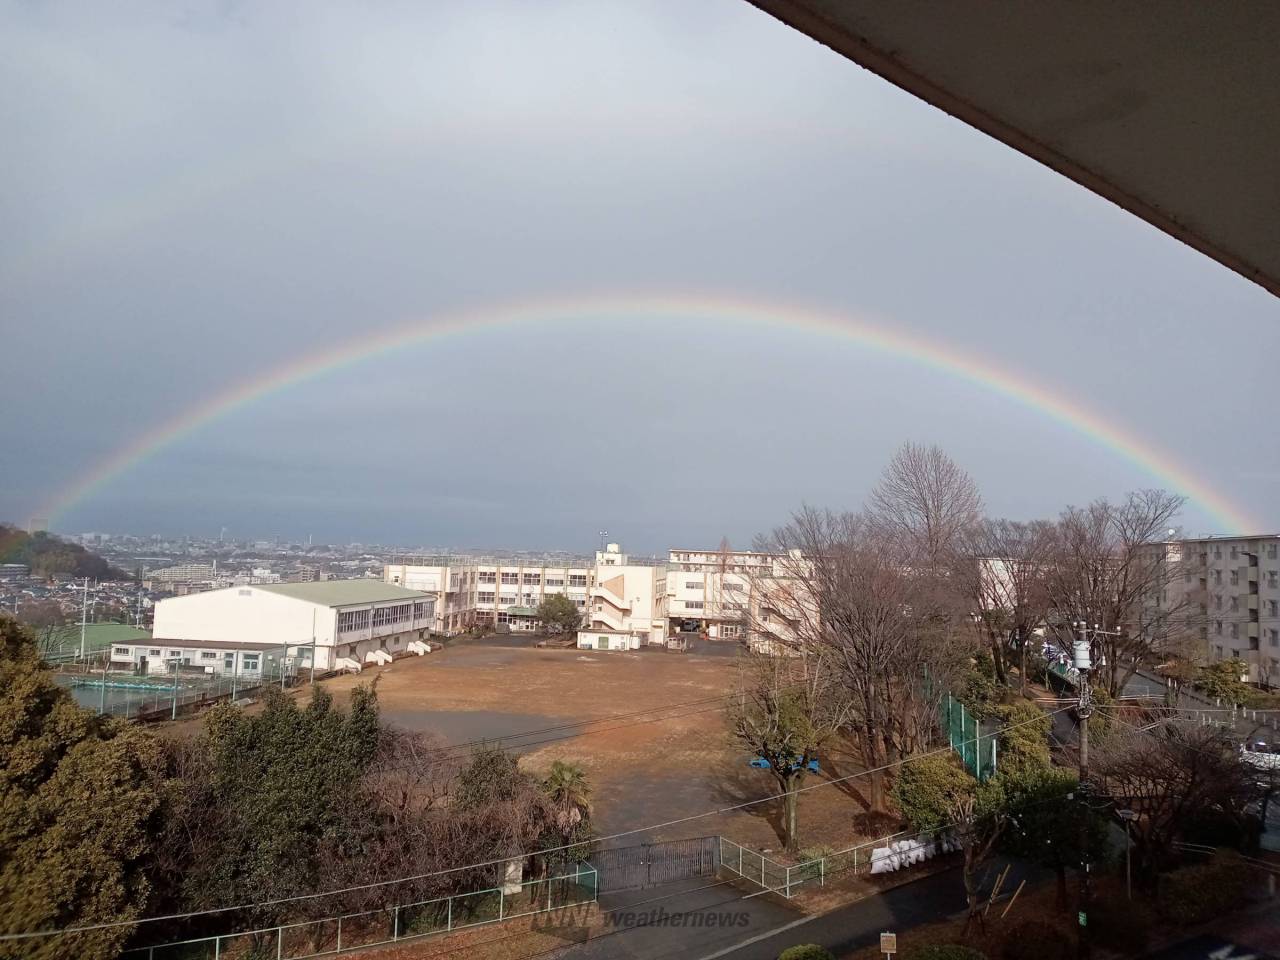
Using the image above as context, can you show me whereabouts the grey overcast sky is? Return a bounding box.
[2,1,1277,553]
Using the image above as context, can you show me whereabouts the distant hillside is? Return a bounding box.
[0,525,128,580]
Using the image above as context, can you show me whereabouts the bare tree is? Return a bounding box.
[751,507,969,812]
[1045,490,1200,697]
[868,442,984,571]
[959,519,1057,689]
[17,599,67,656]
[728,649,848,852]
[1089,722,1257,883]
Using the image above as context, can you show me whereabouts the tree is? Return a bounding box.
[540,761,594,868]
[1044,490,1199,698]
[1196,658,1250,705]
[157,685,382,928]
[959,519,1056,689]
[0,525,125,581]
[1000,765,1109,905]
[867,442,983,572]
[893,754,1005,930]
[535,593,581,637]
[751,505,970,813]
[728,652,846,852]
[991,700,1052,774]
[1090,723,1257,883]
[14,599,67,656]
[0,616,166,960]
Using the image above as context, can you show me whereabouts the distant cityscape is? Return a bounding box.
[0,527,640,630]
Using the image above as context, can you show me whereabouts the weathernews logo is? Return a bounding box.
[530,904,751,940]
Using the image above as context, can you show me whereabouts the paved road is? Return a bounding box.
[549,876,798,959]
[553,862,1039,960]
[694,863,1041,960]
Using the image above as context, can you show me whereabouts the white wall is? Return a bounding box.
[153,587,337,666]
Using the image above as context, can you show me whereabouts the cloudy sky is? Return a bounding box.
[2,0,1277,553]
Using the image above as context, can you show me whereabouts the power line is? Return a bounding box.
[0,706,1069,943]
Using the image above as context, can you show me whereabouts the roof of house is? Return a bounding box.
[252,580,431,607]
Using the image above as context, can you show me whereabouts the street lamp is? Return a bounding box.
[1117,809,1139,900]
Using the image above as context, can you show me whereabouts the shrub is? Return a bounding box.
[1000,920,1069,960]
[1157,854,1257,925]
[908,946,987,960]
[778,945,833,960]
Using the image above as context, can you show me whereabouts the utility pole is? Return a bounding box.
[1073,621,1093,960]
[78,578,89,663]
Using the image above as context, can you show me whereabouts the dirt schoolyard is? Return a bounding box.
[320,639,878,854]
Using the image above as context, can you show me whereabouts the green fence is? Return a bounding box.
[120,863,598,960]
[941,693,998,781]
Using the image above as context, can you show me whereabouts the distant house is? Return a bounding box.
[150,580,436,671]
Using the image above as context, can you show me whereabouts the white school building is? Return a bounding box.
[144,580,436,672]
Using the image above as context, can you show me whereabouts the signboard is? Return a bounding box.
[881,932,898,955]
[1078,911,1087,927]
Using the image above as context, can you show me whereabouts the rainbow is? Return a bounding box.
[37,293,1257,533]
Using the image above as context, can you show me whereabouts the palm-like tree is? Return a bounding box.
[542,760,592,834]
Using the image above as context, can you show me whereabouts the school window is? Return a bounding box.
[338,609,371,633]
[200,651,217,660]
[113,646,130,656]
[243,656,260,671]
[478,592,495,603]
[686,600,705,609]
[1230,546,1238,559]
[546,578,564,587]
[1230,623,1239,640]
[1270,629,1279,647]
[501,572,519,585]
[523,573,540,584]
[1269,572,1278,588]
[499,594,516,605]
[1268,545,1278,560]
[685,581,703,591]
[568,575,588,587]
[478,572,496,584]
[149,648,160,656]
[1269,600,1278,617]
[1230,570,1239,585]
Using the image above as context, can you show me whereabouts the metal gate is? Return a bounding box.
[590,837,719,893]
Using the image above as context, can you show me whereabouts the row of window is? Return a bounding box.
[1204,568,1280,586]
[476,571,579,587]
[372,603,411,628]
[1210,544,1279,560]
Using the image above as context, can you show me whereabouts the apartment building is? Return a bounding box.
[1156,534,1280,684]
[384,555,594,634]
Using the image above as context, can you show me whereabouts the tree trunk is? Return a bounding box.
[990,633,1007,686]
[1020,639,1028,696]
[782,773,801,852]
[960,848,984,935]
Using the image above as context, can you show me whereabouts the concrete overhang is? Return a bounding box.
[748,1,1280,297]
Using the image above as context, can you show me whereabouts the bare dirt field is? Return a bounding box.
[320,640,883,855]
